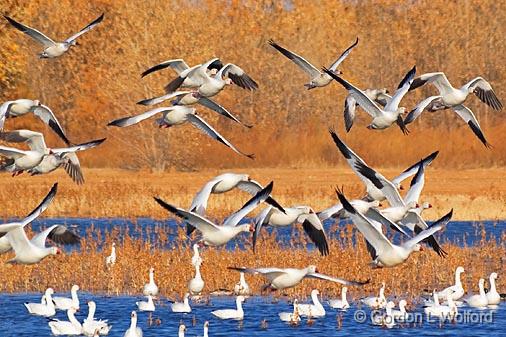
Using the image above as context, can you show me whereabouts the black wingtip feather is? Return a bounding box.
[328,128,352,160]
[396,114,410,135]
[334,189,356,215]
[467,121,491,148]
[397,65,417,90]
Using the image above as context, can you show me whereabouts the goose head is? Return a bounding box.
[178,324,186,335]
[71,284,79,292]
[456,266,465,275]
[490,272,498,280]
[50,247,62,256]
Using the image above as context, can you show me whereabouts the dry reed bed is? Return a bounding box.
[0,224,503,302]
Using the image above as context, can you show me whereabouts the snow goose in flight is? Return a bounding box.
[0,99,70,144]
[329,129,438,202]
[486,272,500,306]
[344,88,391,132]
[48,307,83,335]
[136,295,155,312]
[228,265,368,291]
[328,287,350,310]
[0,130,105,178]
[53,284,80,311]
[82,301,111,336]
[25,287,56,317]
[253,205,329,255]
[188,261,204,295]
[464,278,488,308]
[123,311,142,337]
[436,266,465,302]
[268,37,358,89]
[336,190,453,267]
[317,199,380,222]
[141,58,223,93]
[405,73,501,147]
[324,66,416,134]
[0,184,80,264]
[108,106,254,159]
[297,289,325,317]
[171,293,191,313]
[211,296,245,320]
[4,13,104,58]
[155,182,273,247]
[137,91,253,128]
[143,267,158,296]
[186,172,284,234]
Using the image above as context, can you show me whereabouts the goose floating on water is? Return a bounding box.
[143,267,158,296]
[53,284,80,311]
[211,296,245,320]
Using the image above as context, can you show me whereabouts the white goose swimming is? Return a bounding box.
[268,37,358,89]
[82,301,111,336]
[253,205,329,255]
[425,291,458,319]
[324,66,416,134]
[0,99,69,144]
[53,284,80,311]
[154,182,273,247]
[108,105,253,159]
[136,295,155,312]
[337,190,453,267]
[0,130,105,177]
[202,321,209,337]
[171,293,191,313]
[437,266,465,301]
[143,267,158,296]
[123,311,142,337]
[486,272,500,306]
[297,289,325,317]
[0,184,80,264]
[361,282,387,309]
[371,301,396,328]
[328,287,350,310]
[211,296,245,320]
[391,300,408,321]
[25,287,56,317]
[406,72,502,147]
[229,265,367,291]
[4,13,104,58]
[279,299,301,323]
[105,242,116,267]
[48,307,83,335]
[464,278,488,308]
[188,261,204,295]
[234,272,251,296]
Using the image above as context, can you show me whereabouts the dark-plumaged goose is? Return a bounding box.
[328,129,438,202]
[324,66,416,134]
[228,265,368,291]
[154,182,274,247]
[268,38,358,89]
[344,89,391,132]
[4,13,104,58]
[108,106,254,159]
[0,99,70,144]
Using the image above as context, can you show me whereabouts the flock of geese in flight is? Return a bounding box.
[0,10,503,337]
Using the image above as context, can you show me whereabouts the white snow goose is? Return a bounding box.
[143,267,158,296]
[4,13,104,58]
[188,261,204,295]
[154,182,274,247]
[268,37,358,89]
[424,291,458,320]
[329,129,438,202]
[323,66,416,134]
[234,272,251,296]
[336,189,453,267]
[25,287,56,317]
[191,243,202,267]
[137,90,253,128]
[178,324,186,337]
[82,301,111,336]
[317,199,380,222]
[108,105,254,159]
[105,242,116,267]
[136,295,155,312]
[0,129,105,181]
[170,293,191,313]
[0,183,79,264]
[53,284,80,311]
[361,282,387,309]
[48,307,83,335]
[211,296,245,320]
[464,278,489,308]
[186,172,284,234]
[253,205,329,256]
[228,265,368,291]
[279,299,301,323]
[391,300,408,321]
[0,99,70,144]
[436,266,465,301]
[344,88,391,132]
[371,301,396,328]
[406,72,502,147]
[486,272,500,306]
[123,311,142,337]
[297,289,325,317]
[328,287,350,310]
